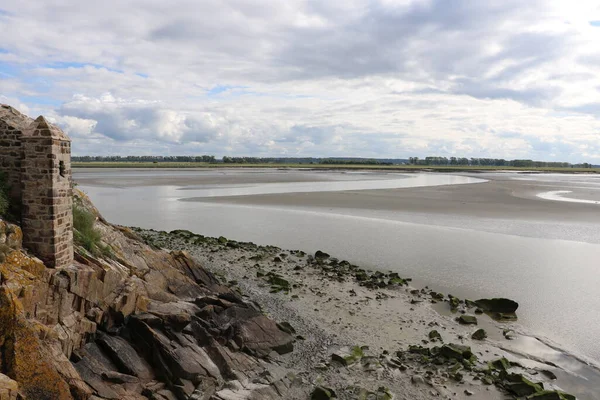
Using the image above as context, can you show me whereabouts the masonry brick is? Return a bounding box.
[0,105,73,268]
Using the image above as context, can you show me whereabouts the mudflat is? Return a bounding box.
[190,173,600,224]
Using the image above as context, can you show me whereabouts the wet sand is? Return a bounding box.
[75,168,600,224]
[190,173,600,225]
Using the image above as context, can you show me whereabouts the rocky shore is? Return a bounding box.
[0,192,302,400]
[134,229,580,400]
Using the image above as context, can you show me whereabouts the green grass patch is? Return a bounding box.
[73,201,111,257]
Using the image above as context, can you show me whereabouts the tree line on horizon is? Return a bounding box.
[408,156,594,168]
[71,155,596,168]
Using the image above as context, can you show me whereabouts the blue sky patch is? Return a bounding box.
[20,96,62,107]
[206,85,248,96]
[42,61,124,73]
[0,62,18,77]
[590,21,600,27]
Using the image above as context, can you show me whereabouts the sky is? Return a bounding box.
[1,0,600,162]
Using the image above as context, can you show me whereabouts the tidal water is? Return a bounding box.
[75,169,600,392]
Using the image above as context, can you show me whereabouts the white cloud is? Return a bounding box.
[0,0,599,161]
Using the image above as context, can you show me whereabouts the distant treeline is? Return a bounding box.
[71,155,596,168]
[72,156,404,165]
[408,157,594,168]
[73,155,217,163]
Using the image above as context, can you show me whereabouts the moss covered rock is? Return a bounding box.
[332,346,365,366]
[457,315,478,325]
[471,329,487,340]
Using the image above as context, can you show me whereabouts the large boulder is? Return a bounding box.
[235,313,294,357]
[475,298,519,313]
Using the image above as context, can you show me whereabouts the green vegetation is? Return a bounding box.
[408,156,594,169]
[73,200,111,257]
[73,155,217,163]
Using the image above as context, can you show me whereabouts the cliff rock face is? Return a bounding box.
[0,191,294,399]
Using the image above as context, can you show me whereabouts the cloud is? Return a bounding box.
[0,0,599,161]
[57,94,219,144]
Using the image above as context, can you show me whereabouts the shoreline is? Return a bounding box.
[72,164,600,174]
[134,228,598,400]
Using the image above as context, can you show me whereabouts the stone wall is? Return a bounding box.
[0,105,33,205]
[0,105,73,269]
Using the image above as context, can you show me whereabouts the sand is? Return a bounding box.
[189,173,600,224]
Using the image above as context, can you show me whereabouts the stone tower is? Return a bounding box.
[21,116,73,268]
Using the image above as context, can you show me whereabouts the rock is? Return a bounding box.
[331,346,364,366]
[348,386,393,400]
[457,315,478,325]
[464,389,474,396]
[503,329,515,340]
[96,332,154,379]
[74,357,120,399]
[440,344,474,361]
[449,296,460,310]
[475,298,519,313]
[276,321,296,335]
[311,386,337,399]
[540,369,557,380]
[491,357,511,372]
[504,373,544,396]
[0,374,18,400]
[428,330,442,341]
[266,273,291,291]
[526,391,576,400]
[232,311,294,356]
[408,345,430,356]
[411,375,425,385]
[101,370,139,383]
[493,312,518,321]
[471,329,487,340]
[315,250,330,260]
[0,287,74,400]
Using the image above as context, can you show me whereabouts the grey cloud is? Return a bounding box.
[59,99,219,143]
[273,0,576,108]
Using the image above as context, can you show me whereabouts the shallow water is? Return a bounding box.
[75,169,600,383]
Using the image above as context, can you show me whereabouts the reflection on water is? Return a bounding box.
[538,190,600,205]
[178,174,485,198]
